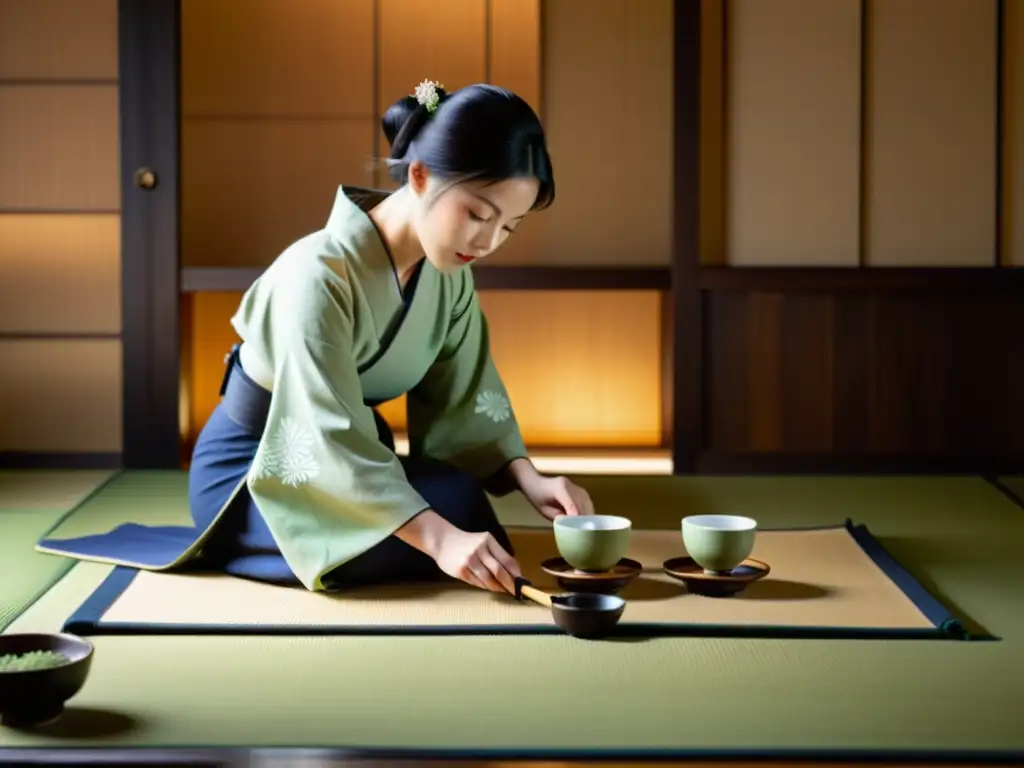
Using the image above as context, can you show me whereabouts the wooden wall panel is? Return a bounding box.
[0,340,122,452]
[377,0,488,108]
[181,0,374,117]
[181,120,376,267]
[724,0,862,267]
[179,0,379,269]
[700,0,726,266]
[489,0,542,114]
[1005,0,1024,267]
[0,85,119,211]
[0,214,120,333]
[0,0,116,80]
[864,0,998,266]
[183,290,664,450]
[375,0,488,186]
[529,0,673,267]
[703,290,1024,461]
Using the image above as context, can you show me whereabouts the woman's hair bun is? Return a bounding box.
[381,83,450,160]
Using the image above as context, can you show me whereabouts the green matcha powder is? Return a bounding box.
[0,650,71,672]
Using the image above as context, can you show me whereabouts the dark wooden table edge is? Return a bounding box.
[1,748,1022,767]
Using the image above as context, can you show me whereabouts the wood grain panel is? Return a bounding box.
[375,0,488,185]
[533,0,673,266]
[700,0,726,266]
[703,290,1024,462]
[378,0,487,106]
[183,291,664,449]
[0,0,117,81]
[180,0,374,117]
[864,0,998,266]
[181,119,376,267]
[0,214,120,333]
[183,292,238,447]
[0,86,119,211]
[488,0,542,114]
[0,340,121,452]
[725,0,861,266]
[1005,0,1024,267]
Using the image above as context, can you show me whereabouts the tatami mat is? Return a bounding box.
[997,475,1024,508]
[0,469,115,511]
[35,471,204,538]
[0,509,77,632]
[67,524,962,639]
[2,473,1023,760]
[0,470,116,632]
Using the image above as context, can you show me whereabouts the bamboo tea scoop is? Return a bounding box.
[513,577,626,639]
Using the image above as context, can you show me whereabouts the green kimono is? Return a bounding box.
[36,186,529,591]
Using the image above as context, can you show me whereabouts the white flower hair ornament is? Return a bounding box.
[414,79,444,113]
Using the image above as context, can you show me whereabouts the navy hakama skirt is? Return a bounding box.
[38,345,515,589]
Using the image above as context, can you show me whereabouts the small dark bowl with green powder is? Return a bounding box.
[0,633,94,727]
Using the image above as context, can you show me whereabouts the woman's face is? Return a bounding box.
[408,162,540,273]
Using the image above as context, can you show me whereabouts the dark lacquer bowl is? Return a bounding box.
[0,633,94,727]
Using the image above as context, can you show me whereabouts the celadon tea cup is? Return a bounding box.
[553,514,632,572]
[681,514,757,575]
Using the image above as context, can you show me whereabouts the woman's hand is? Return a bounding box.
[521,474,596,522]
[505,458,596,521]
[434,528,522,594]
[395,509,521,594]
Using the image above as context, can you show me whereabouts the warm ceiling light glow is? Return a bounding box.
[391,437,673,476]
[178,377,191,442]
[529,455,673,476]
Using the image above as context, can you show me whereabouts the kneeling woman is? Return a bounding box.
[38,80,595,595]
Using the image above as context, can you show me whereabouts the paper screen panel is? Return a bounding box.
[864,0,997,266]
[178,0,533,265]
[0,340,121,452]
[181,0,374,117]
[475,0,545,267]
[724,0,862,266]
[528,0,672,266]
[477,290,663,447]
[183,290,663,449]
[180,119,377,268]
[0,0,117,80]
[0,214,120,334]
[0,85,119,211]
[1004,0,1024,267]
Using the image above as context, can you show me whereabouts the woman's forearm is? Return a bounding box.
[396,458,541,555]
[393,509,455,559]
[506,456,543,494]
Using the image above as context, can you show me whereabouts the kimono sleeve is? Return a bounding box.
[235,267,432,591]
[405,268,528,486]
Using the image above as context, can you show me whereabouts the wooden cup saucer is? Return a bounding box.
[540,557,643,595]
[662,557,770,597]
